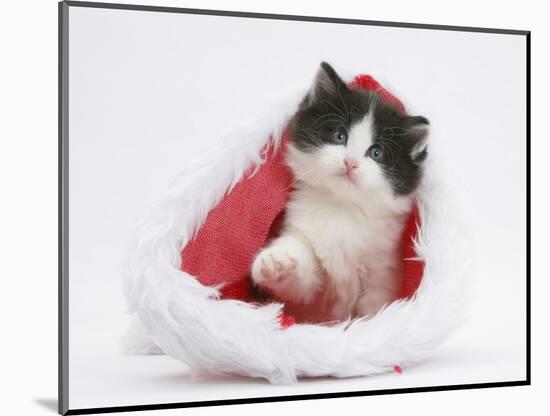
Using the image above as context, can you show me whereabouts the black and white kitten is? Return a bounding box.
[251,62,429,322]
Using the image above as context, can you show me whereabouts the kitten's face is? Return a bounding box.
[288,62,429,205]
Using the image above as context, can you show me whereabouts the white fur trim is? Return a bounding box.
[122,89,471,383]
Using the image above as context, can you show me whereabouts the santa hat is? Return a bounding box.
[122,72,470,383]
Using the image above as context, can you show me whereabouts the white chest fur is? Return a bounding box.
[284,185,412,318]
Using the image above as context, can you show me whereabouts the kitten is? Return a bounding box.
[251,62,429,323]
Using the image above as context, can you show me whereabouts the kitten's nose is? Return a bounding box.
[344,158,359,174]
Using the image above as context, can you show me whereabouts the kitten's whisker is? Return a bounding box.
[309,113,345,129]
[334,85,349,115]
[378,135,403,149]
[312,119,346,130]
[311,111,344,122]
[382,127,408,138]
[287,166,321,189]
[379,141,398,164]
[320,100,346,118]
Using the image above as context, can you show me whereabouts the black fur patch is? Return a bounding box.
[290,62,429,196]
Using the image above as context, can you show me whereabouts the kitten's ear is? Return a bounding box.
[303,62,347,107]
[405,116,430,162]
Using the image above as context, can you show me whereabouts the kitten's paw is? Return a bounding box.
[251,236,321,304]
[251,247,298,286]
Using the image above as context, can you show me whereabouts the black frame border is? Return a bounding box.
[58,1,531,415]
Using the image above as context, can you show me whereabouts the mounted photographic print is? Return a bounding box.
[59,1,530,414]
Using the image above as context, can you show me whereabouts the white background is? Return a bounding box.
[65,3,528,411]
[0,0,547,415]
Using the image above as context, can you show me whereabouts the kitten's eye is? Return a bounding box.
[333,129,347,144]
[367,145,383,161]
